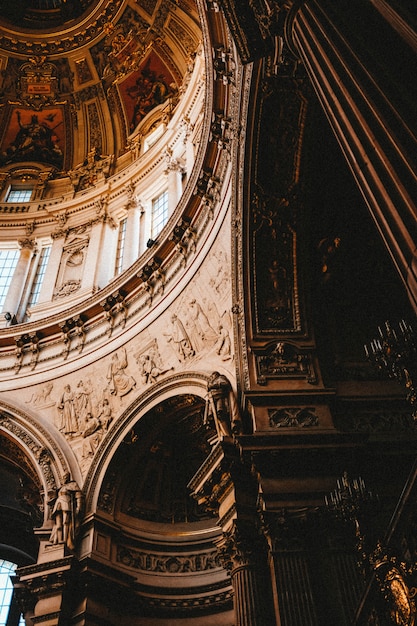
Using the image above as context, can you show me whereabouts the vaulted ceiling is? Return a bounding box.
[0,0,200,177]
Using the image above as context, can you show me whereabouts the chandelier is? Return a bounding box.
[325,471,376,524]
[365,320,417,422]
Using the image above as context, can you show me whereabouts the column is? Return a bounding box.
[165,154,185,212]
[37,235,64,303]
[284,0,417,311]
[95,220,118,288]
[188,440,275,626]
[2,239,34,320]
[217,520,275,626]
[81,221,103,292]
[122,198,141,271]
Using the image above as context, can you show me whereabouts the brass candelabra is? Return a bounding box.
[325,471,376,524]
[365,320,417,422]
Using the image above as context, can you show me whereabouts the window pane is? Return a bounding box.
[115,218,127,275]
[0,559,24,625]
[7,189,33,203]
[151,191,168,238]
[0,249,19,309]
[27,245,51,309]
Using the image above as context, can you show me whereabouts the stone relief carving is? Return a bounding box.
[164,313,195,362]
[254,341,317,385]
[25,382,54,408]
[106,347,136,397]
[117,545,221,572]
[57,384,79,437]
[268,407,319,429]
[54,228,90,300]
[134,340,173,385]
[68,147,113,192]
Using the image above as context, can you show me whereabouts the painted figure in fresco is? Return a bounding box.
[107,347,136,397]
[48,473,83,551]
[127,68,171,131]
[206,371,242,438]
[57,384,78,436]
[1,110,63,167]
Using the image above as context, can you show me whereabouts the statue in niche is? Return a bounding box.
[107,347,136,397]
[48,472,83,551]
[205,371,242,438]
[57,384,78,437]
[164,314,195,362]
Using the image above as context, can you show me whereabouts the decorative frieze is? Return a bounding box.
[117,545,221,572]
[268,407,319,429]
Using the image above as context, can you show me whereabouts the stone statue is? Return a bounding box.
[48,473,83,551]
[206,371,242,438]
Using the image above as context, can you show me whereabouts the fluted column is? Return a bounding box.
[217,520,274,626]
[188,440,275,626]
[284,0,417,311]
[2,238,34,320]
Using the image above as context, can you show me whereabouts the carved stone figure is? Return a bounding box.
[107,347,136,397]
[74,379,93,431]
[166,314,194,361]
[97,398,113,430]
[57,384,78,436]
[138,353,171,384]
[214,324,232,360]
[206,371,242,438]
[186,299,217,351]
[48,473,83,551]
[82,413,103,458]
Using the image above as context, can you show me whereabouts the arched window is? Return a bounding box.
[0,560,24,626]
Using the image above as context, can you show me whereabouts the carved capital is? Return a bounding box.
[216,519,269,572]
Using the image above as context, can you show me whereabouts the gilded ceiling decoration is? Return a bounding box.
[0,0,95,30]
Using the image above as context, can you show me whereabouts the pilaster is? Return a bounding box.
[189,440,275,626]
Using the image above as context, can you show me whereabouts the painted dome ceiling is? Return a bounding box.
[0,0,200,181]
[0,0,96,30]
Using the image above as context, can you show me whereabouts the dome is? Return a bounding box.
[0,0,97,30]
[0,0,205,329]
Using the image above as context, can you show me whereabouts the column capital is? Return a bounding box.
[216,518,270,572]
[18,237,35,251]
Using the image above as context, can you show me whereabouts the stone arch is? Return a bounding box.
[0,399,81,532]
[83,370,211,514]
[77,371,233,622]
